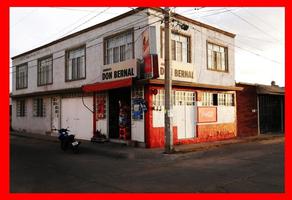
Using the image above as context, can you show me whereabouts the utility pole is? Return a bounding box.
[164,7,174,153]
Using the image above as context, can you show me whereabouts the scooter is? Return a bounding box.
[56,128,81,153]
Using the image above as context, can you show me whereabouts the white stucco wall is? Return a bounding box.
[217,106,236,123]
[11,9,150,96]
[11,96,52,134]
[12,8,235,97]
[11,8,237,141]
[149,9,235,87]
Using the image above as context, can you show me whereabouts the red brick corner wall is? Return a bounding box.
[236,84,259,137]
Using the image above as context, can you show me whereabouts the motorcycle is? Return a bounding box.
[56,128,81,153]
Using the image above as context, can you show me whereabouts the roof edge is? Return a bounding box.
[11,7,147,60]
[12,7,236,60]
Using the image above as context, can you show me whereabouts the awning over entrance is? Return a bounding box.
[82,78,132,92]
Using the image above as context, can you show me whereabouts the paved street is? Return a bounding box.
[10,135,284,193]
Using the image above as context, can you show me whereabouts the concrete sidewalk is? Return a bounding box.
[10,131,163,159]
[10,130,284,158]
[174,134,284,153]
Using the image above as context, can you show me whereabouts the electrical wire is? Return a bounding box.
[59,7,111,38]
[224,8,282,43]
[10,7,283,76]
[11,8,164,62]
[10,16,164,74]
[40,8,103,44]
[11,8,39,28]
[190,26,282,65]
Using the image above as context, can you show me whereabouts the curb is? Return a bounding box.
[11,132,59,143]
[11,131,284,157]
[173,135,284,154]
[11,132,142,159]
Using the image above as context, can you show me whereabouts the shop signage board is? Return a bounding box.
[101,59,137,82]
[197,107,217,123]
[137,26,159,80]
[158,59,196,82]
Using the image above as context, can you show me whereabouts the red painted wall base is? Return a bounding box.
[148,123,236,148]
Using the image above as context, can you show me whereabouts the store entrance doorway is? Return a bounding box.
[108,87,131,139]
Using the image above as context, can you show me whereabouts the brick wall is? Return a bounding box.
[236,84,259,137]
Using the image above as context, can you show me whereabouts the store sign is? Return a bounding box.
[137,26,158,80]
[101,59,137,82]
[102,67,134,81]
[160,66,194,79]
[197,107,217,123]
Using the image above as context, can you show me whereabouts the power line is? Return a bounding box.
[200,8,239,18]
[224,8,283,43]
[40,8,102,44]
[59,7,111,38]
[11,10,148,61]
[191,26,282,65]
[11,8,283,75]
[11,8,38,28]
[243,8,284,34]
[236,34,282,44]
[192,15,284,62]
[36,8,161,50]
[176,7,206,15]
[51,7,118,13]
[10,16,163,73]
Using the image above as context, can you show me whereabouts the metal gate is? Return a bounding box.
[259,94,284,134]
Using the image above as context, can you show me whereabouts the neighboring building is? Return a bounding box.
[11,7,241,148]
[236,82,285,137]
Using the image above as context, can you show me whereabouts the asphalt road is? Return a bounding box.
[10,135,284,193]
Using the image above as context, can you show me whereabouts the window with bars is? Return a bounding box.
[38,56,53,86]
[153,89,165,107]
[174,91,196,106]
[218,93,234,106]
[16,99,26,117]
[104,30,133,65]
[33,98,46,117]
[66,47,86,81]
[16,63,28,89]
[153,90,195,109]
[161,30,191,63]
[202,92,214,106]
[207,42,228,72]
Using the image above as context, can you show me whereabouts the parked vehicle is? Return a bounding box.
[56,128,81,153]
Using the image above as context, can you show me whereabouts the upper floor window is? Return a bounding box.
[33,98,46,117]
[104,30,134,65]
[16,99,26,117]
[38,56,53,86]
[66,46,86,81]
[161,30,191,63]
[16,63,28,89]
[207,42,228,72]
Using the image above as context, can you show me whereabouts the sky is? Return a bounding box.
[10,7,285,88]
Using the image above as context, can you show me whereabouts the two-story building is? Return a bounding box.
[11,7,242,148]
